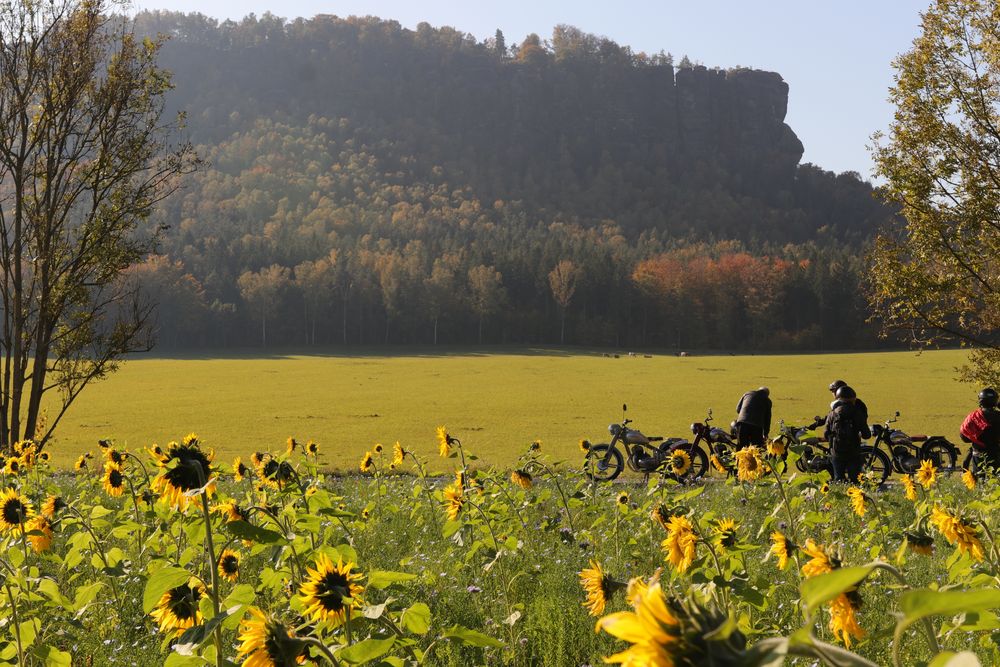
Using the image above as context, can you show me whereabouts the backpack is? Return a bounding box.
[827,403,860,445]
[961,409,991,448]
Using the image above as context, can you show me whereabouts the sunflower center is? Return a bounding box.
[2,498,27,524]
[316,571,351,612]
[109,469,124,487]
[222,555,239,574]
[167,585,202,621]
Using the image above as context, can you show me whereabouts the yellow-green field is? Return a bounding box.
[44,347,978,470]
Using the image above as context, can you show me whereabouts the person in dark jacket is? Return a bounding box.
[735,387,771,448]
[961,388,1000,475]
[824,385,872,484]
[829,380,869,428]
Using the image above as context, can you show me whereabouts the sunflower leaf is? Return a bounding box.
[800,565,876,613]
[142,566,192,614]
[368,570,417,589]
[400,602,431,635]
[442,624,503,648]
[223,520,284,545]
[337,637,396,664]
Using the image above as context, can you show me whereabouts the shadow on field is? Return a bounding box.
[127,345,652,361]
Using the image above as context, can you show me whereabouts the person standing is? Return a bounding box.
[824,385,872,483]
[735,387,772,449]
[960,388,1000,475]
[828,380,869,427]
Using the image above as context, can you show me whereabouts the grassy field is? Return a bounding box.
[45,347,976,469]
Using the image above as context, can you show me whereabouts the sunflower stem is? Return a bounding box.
[3,581,23,665]
[198,489,224,667]
[301,636,342,665]
[64,505,122,609]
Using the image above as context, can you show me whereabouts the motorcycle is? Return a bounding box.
[686,409,738,472]
[869,411,960,475]
[585,404,707,482]
[779,417,892,484]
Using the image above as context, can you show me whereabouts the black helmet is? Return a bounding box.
[829,380,847,393]
[835,385,856,400]
[979,388,998,409]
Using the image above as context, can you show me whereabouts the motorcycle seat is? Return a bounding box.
[910,435,927,442]
[648,436,663,442]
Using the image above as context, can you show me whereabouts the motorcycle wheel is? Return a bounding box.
[585,444,624,482]
[679,445,709,479]
[920,439,958,471]
[860,446,891,485]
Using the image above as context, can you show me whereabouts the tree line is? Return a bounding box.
[121,13,891,351]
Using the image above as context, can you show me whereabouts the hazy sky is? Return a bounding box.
[131,0,931,179]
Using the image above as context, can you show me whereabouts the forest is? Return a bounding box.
[130,11,894,350]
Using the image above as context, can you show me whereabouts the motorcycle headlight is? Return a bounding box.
[608,424,620,436]
[690,423,699,435]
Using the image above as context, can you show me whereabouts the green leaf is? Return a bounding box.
[224,520,284,545]
[927,652,982,667]
[441,519,462,539]
[899,588,1000,628]
[400,602,431,635]
[164,653,209,666]
[31,646,72,667]
[72,582,104,612]
[142,566,192,614]
[367,571,416,589]
[337,637,396,664]
[17,619,39,650]
[175,610,231,651]
[800,566,875,612]
[442,625,503,648]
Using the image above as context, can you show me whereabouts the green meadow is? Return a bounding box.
[43,347,977,470]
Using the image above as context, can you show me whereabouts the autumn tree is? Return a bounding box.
[0,0,196,448]
[870,0,1000,384]
[468,264,506,344]
[238,265,291,347]
[548,260,580,344]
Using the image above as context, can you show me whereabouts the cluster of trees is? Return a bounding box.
[117,12,894,350]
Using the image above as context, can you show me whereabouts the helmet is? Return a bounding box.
[829,380,847,393]
[979,388,998,409]
[835,385,856,400]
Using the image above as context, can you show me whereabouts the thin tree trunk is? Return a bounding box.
[560,309,566,345]
[478,314,483,344]
[433,316,438,345]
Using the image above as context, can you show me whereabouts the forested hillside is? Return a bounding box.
[132,11,892,350]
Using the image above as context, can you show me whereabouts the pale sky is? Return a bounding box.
[130,0,931,180]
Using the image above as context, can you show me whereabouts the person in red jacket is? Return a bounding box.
[961,388,1000,475]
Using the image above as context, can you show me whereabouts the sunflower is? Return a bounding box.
[930,505,985,561]
[286,437,298,455]
[25,515,53,553]
[74,454,89,471]
[769,531,795,570]
[579,439,591,452]
[38,451,50,464]
[214,500,249,523]
[963,468,976,491]
[5,458,20,476]
[901,474,917,501]
[529,440,542,452]
[218,549,241,582]
[150,439,216,510]
[820,481,830,495]
[105,448,125,466]
[661,515,698,573]
[709,453,728,473]
[801,539,837,578]
[915,458,937,489]
[670,450,692,476]
[847,486,866,518]
[103,463,126,497]
[306,440,320,456]
[511,469,533,489]
[250,451,269,468]
[714,518,739,550]
[651,504,672,532]
[443,482,464,521]
[298,553,364,627]
[373,443,383,455]
[233,456,250,482]
[580,560,620,617]
[391,442,405,466]
[359,451,374,474]
[0,488,32,533]
[150,579,205,638]
[147,444,166,463]
[734,446,764,482]
[904,531,934,556]
[41,495,66,519]
[830,590,866,648]
[436,426,452,457]
[767,439,786,457]
[616,491,630,507]
[236,608,307,667]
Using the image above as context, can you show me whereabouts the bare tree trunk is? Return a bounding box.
[433,315,438,345]
[560,308,566,345]
[478,314,483,344]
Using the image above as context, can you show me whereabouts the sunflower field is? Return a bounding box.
[0,429,998,666]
